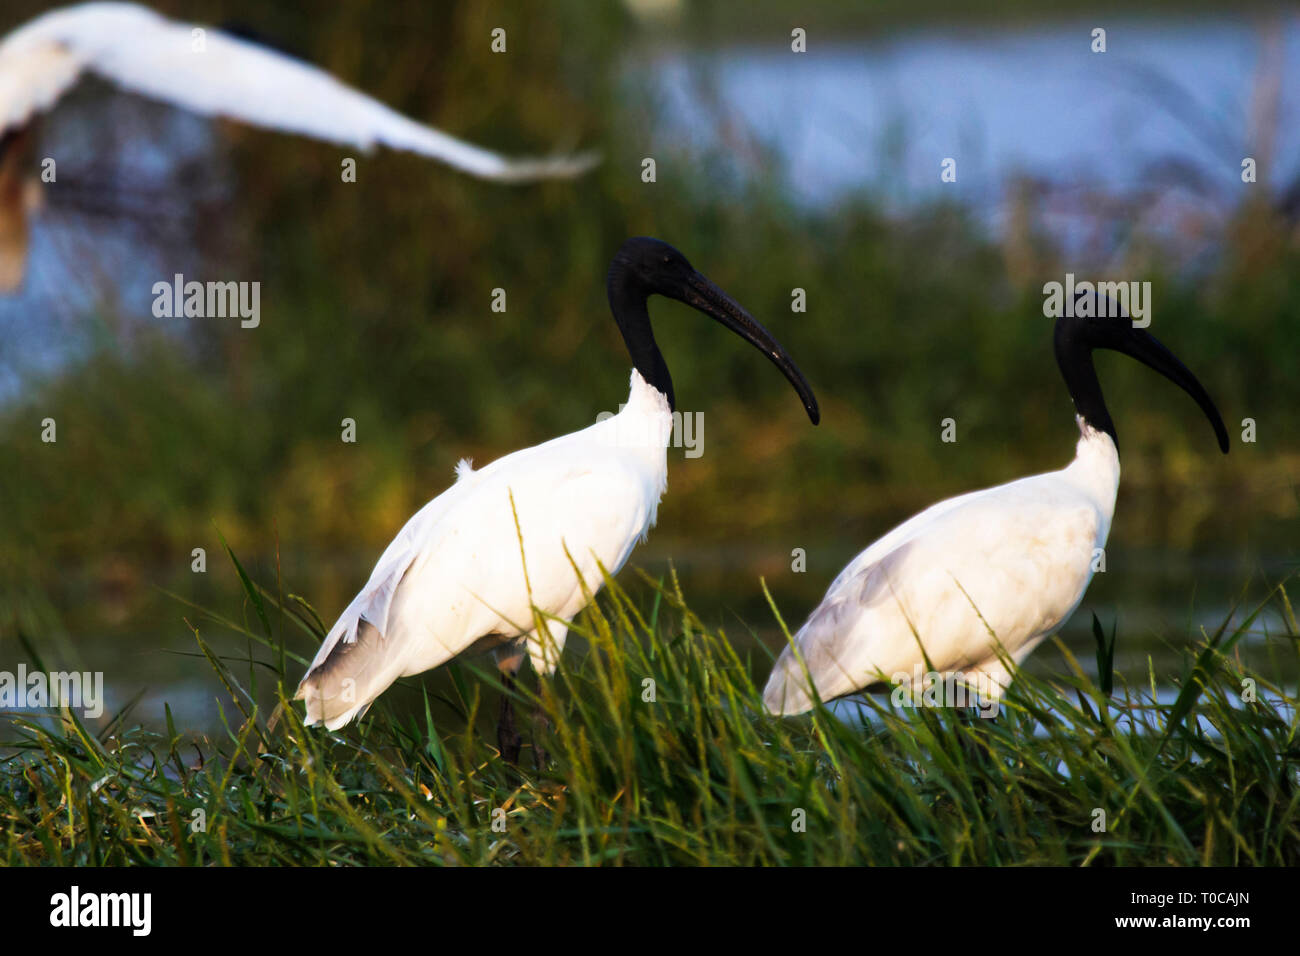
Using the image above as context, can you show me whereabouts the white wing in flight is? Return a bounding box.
[0,2,599,181]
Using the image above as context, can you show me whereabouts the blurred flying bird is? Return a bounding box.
[764,293,1228,716]
[0,2,600,291]
[296,237,820,761]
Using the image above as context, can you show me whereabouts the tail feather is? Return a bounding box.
[762,651,818,715]
[295,619,400,730]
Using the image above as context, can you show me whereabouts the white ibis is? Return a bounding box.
[763,297,1228,716]
[296,237,819,758]
[0,2,599,289]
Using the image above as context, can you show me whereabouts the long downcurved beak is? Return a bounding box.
[679,270,820,424]
[1108,327,1229,453]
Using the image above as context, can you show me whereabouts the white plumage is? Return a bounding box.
[298,371,671,729]
[764,296,1227,716]
[0,2,599,180]
[764,418,1118,714]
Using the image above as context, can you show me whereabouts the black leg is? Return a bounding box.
[497,671,522,765]
[531,702,553,770]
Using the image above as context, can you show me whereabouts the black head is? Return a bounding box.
[1054,292,1228,455]
[606,237,820,424]
[609,237,697,290]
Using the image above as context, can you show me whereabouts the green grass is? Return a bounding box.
[2,551,1298,866]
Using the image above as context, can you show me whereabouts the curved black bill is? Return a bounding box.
[1109,327,1229,454]
[679,271,820,424]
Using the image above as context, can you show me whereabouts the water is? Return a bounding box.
[0,83,229,399]
[642,14,1300,224]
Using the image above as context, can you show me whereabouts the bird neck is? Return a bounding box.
[1054,327,1118,453]
[1063,417,1121,546]
[605,370,672,536]
[607,262,675,410]
[1056,329,1122,545]
[614,370,675,454]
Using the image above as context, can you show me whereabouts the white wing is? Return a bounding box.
[0,3,598,180]
[297,430,661,728]
[764,472,1105,714]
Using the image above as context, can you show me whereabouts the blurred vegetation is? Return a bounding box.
[0,0,1296,684]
